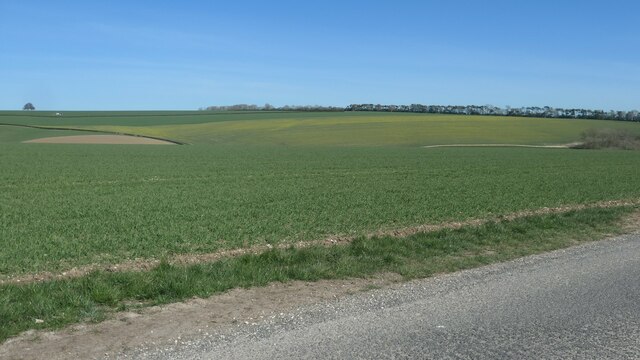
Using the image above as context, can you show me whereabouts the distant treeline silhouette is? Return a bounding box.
[346,104,640,121]
[200,103,640,122]
[201,104,343,112]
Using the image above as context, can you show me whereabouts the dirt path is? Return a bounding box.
[2,198,639,286]
[0,275,402,360]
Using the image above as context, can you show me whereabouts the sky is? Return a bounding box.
[1,0,639,111]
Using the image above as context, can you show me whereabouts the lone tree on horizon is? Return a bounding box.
[23,102,35,111]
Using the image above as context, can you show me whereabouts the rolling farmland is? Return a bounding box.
[3,110,640,146]
[1,111,639,340]
[2,111,640,275]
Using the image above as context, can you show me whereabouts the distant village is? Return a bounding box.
[201,103,640,122]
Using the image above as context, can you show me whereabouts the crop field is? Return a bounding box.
[1,111,640,339]
[1,111,640,276]
[3,111,640,146]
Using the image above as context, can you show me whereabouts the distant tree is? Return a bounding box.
[23,102,35,111]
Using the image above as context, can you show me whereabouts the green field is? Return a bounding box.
[2,110,640,340]
[3,111,640,145]
[1,111,640,276]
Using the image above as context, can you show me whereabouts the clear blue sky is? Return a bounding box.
[1,1,638,110]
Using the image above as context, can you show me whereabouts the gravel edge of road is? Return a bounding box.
[118,232,640,359]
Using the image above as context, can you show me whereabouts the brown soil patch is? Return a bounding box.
[2,198,639,286]
[0,274,402,360]
[24,135,175,145]
[620,209,640,233]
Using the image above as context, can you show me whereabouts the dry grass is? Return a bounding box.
[578,128,640,150]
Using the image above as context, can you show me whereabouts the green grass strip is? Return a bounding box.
[0,206,635,342]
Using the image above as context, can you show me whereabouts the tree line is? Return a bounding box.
[199,103,640,122]
[200,104,344,112]
[345,104,640,122]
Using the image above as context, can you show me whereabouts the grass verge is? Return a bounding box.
[0,206,636,342]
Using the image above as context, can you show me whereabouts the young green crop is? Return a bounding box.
[67,114,640,146]
[2,111,640,342]
[2,143,640,277]
[3,111,640,146]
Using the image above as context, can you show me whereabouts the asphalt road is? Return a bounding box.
[123,234,640,359]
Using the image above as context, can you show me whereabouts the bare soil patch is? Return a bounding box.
[620,209,640,233]
[24,135,175,145]
[0,274,402,360]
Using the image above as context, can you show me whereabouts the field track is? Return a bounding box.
[3,198,638,286]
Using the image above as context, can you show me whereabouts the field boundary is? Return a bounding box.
[2,198,638,286]
[0,123,187,145]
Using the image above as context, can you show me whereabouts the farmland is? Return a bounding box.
[1,111,640,275]
[1,111,640,340]
[3,111,640,146]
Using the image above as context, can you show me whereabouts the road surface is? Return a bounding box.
[121,234,640,359]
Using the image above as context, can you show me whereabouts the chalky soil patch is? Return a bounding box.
[24,135,175,145]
